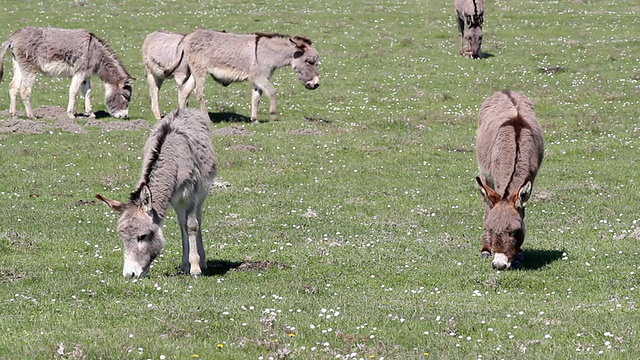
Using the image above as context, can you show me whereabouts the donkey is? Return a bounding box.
[455,0,484,59]
[179,29,320,123]
[142,30,190,120]
[96,108,217,278]
[475,90,544,270]
[0,27,134,119]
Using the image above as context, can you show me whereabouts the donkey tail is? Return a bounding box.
[162,49,185,78]
[0,40,11,82]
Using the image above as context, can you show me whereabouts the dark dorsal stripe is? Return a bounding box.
[499,91,532,199]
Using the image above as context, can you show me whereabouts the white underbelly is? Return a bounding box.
[39,61,75,78]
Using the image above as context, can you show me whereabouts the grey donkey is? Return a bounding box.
[96,108,217,278]
[0,27,134,119]
[142,30,189,121]
[455,0,484,59]
[177,30,320,123]
[475,90,544,270]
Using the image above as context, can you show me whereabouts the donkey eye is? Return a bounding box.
[305,59,316,66]
[137,234,147,241]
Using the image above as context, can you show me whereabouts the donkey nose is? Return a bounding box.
[492,253,510,270]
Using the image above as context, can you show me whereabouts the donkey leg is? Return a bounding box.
[195,200,207,271]
[175,207,192,274]
[147,72,163,120]
[193,75,208,115]
[81,79,95,118]
[19,72,37,119]
[256,79,277,121]
[480,229,492,258]
[186,211,203,276]
[8,63,22,117]
[67,73,86,119]
[177,75,195,111]
[457,16,466,56]
[250,87,262,123]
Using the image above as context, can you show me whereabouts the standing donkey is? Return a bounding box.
[455,0,484,59]
[142,30,190,120]
[179,30,320,123]
[475,90,544,270]
[0,27,134,119]
[96,108,217,278]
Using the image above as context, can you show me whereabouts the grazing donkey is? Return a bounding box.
[96,108,217,278]
[179,29,320,123]
[455,0,484,59]
[0,27,134,119]
[142,30,190,120]
[475,90,544,270]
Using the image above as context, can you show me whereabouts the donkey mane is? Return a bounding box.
[90,32,132,84]
[128,121,173,203]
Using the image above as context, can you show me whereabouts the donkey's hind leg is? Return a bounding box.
[8,61,22,117]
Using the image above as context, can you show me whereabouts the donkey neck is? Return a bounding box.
[255,35,295,69]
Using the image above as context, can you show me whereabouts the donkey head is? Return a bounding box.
[290,36,320,90]
[465,25,483,59]
[105,78,134,118]
[476,177,532,270]
[96,184,164,278]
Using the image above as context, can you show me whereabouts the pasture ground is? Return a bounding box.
[0,0,639,359]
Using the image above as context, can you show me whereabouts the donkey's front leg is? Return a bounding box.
[67,73,86,119]
[81,79,95,118]
[250,87,262,123]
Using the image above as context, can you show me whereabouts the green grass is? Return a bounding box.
[1,0,639,359]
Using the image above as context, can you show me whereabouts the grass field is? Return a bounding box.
[0,0,639,359]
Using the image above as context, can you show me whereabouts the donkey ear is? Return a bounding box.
[476,177,500,207]
[515,181,532,209]
[96,194,126,213]
[139,184,153,213]
[290,37,308,50]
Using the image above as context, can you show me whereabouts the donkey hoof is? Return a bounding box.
[481,251,491,259]
[512,260,522,269]
[515,252,524,262]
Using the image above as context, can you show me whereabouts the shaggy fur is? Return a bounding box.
[178,29,320,122]
[475,90,544,269]
[0,27,133,119]
[455,0,484,58]
[97,108,217,278]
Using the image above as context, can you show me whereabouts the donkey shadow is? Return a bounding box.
[207,111,252,124]
[167,259,288,277]
[203,259,244,276]
[518,249,564,270]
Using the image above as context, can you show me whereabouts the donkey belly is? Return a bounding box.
[210,67,248,86]
[39,61,76,78]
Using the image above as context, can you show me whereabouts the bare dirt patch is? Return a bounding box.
[229,144,260,152]
[0,119,49,134]
[212,125,253,136]
[85,119,151,131]
[0,106,150,134]
[290,128,322,136]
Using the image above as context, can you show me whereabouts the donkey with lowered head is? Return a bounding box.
[0,27,134,119]
[97,108,217,278]
[179,30,320,123]
[475,90,544,270]
[142,30,190,120]
[455,0,484,59]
